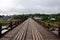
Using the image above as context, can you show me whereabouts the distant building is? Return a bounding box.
[33,17,41,20]
[50,18,56,20]
[7,18,12,21]
[0,16,12,20]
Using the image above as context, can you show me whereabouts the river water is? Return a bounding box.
[2,26,8,34]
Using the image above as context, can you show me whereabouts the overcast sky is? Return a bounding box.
[0,0,60,15]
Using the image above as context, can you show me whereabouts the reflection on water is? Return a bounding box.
[2,26,8,34]
[2,29,8,34]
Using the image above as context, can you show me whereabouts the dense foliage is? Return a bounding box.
[0,13,60,27]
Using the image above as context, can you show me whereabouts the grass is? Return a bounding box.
[41,20,60,29]
[0,19,17,26]
[0,19,10,26]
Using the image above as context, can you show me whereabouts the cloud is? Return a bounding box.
[0,0,60,15]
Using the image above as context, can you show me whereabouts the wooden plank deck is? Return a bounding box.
[0,18,60,40]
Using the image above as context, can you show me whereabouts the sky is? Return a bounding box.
[0,0,60,15]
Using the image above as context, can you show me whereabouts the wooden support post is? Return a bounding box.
[18,20,19,25]
[15,21,18,27]
[0,24,2,37]
[48,24,50,29]
[10,21,13,30]
[58,27,60,36]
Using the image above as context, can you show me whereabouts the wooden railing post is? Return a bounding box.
[15,21,17,27]
[48,24,51,29]
[9,21,13,30]
[58,27,60,36]
[0,24,2,37]
[18,20,19,25]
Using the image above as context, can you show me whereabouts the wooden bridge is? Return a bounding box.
[0,18,60,40]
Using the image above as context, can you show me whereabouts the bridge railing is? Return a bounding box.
[0,19,25,37]
[32,18,60,37]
